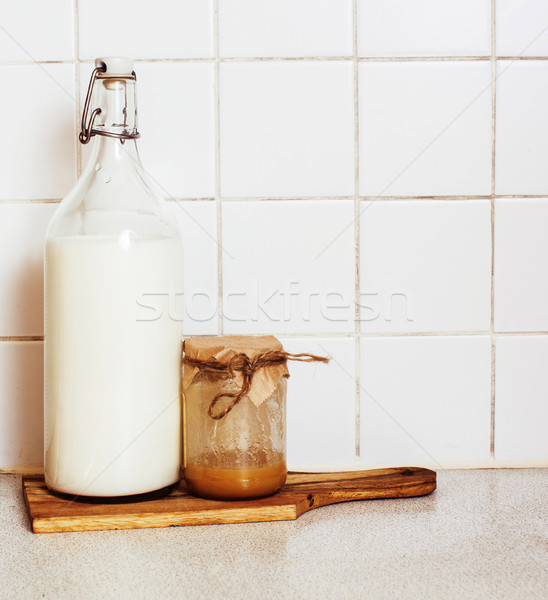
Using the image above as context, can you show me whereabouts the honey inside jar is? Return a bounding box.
[184,461,287,500]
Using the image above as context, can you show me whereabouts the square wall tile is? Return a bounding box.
[359,62,492,197]
[360,336,492,466]
[137,63,215,199]
[494,198,548,332]
[172,201,218,335]
[0,342,43,468]
[79,0,214,59]
[0,204,57,337]
[281,338,356,469]
[219,0,353,57]
[358,0,491,57]
[222,201,355,334]
[0,65,77,200]
[360,200,492,333]
[220,62,354,197]
[497,0,548,57]
[495,61,548,195]
[0,0,74,61]
[495,336,548,462]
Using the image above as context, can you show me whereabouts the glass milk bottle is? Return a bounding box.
[44,57,183,499]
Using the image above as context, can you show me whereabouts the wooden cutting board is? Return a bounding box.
[23,466,436,533]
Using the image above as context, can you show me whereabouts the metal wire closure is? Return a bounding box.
[79,63,140,144]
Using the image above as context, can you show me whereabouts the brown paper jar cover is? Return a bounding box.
[182,335,289,409]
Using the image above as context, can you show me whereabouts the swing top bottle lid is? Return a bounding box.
[95,57,134,76]
[79,57,139,144]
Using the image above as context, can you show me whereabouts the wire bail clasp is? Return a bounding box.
[79,63,106,144]
[79,61,140,145]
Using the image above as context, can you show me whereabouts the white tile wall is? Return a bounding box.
[359,62,492,197]
[496,0,548,57]
[494,198,548,332]
[0,64,77,200]
[357,0,491,57]
[360,336,492,466]
[172,201,218,335]
[0,0,74,62]
[281,338,356,469]
[137,63,216,199]
[0,204,57,337]
[495,336,548,462]
[495,61,548,195]
[360,200,491,333]
[1,2,548,470]
[220,62,355,197]
[222,201,355,334]
[219,0,353,58]
[0,342,43,468]
[78,0,214,59]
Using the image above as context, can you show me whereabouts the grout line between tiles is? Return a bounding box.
[358,331,494,338]
[491,338,496,457]
[77,58,215,64]
[166,197,216,202]
[492,331,548,336]
[92,55,548,62]
[496,55,548,60]
[490,0,497,459]
[5,195,548,205]
[0,337,44,342]
[357,56,492,62]
[488,194,548,199]
[0,199,61,204]
[358,331,548,337]
[2,331,548,343]
[3,56,548,69]
[221,195,355,202]
[359,196,492,201]
[353,0,361,460]
[4,195,548,205]
[220,56,354,62]
[199,331,548,338]
[0,60,77,66]
[214,0,223,335]
[218,195,548,202]
[221,195,494,202]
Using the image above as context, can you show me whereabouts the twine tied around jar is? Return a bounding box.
[183,351,329,420]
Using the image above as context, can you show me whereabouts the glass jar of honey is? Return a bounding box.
[182,336,289,500]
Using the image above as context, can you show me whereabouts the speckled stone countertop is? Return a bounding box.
[1,469,547,599]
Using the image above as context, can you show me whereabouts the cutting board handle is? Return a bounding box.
[285,466,436,514]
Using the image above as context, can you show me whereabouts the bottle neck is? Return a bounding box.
[92,75,139,140]
[85,74,142,174]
